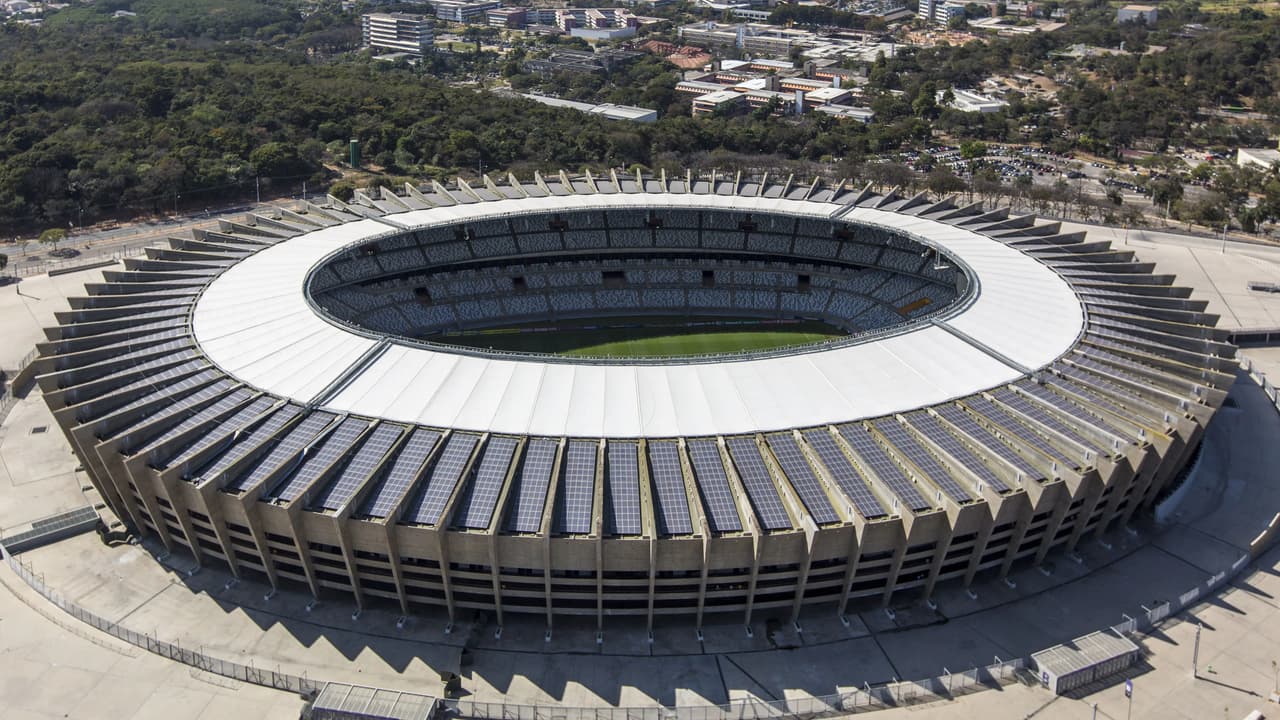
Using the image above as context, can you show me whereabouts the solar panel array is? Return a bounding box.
[932,404,1041,479]
[554,441,597,535]
[101,369,222,427]
[764,434,840,524]
[162,395,276,469]
[686,439,742,533]
[837,424,933,512]
[1017,382,1130,447]
[801,429,887,519]
[191,404,303,484]
[605,442,642,536]
[454,436,519,530]
[873,419,973,504]
[76,359,206,424]
[1045,375,1156,430]
[991,388,1096,454]
[402,433,480,526]
[269,417,371,503]
[117,379,236,449]
[361,428,442,518]
[312,423,405,511]
[646,441,694,535]
[225,412,337,494]
[724,437,791,531]
[137,387,258,456]
[959,399,1076,468]
[506,438,558,533]
[904,412,1009,493]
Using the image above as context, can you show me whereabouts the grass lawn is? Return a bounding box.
[1200,0,1280,13]
[437,317,847,358]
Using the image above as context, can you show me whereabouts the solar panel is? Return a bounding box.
[801,430,887,519]
[646,441,694,535]
[64,348,198,399]
[605,441,642,536]
[506,438,559,533]
[361,428,442,518]
[686,439,742,533]
[225,412,338,494]
[454,436,519,529]
[837,425,933,512]
[161,395,276,469]
[134,386,256,455]
[1046,375,1159,429]
[1016,382,1131,447]
[910,413,1014,497]
[75,358,207,424]
[113,379,236,448]
[401,433,480,526]
[991,387,1097,453]
[97,368,222,427]
[554,441,597,535]
[959,398,1077,469]
[268,417,371,503]
[75,338,192,375]
[931,404,1040,480]
[724,437,792,531]
[310,423,405,511]
[874,419,974,504]
[764,434,840,524]
[191,405,304,484]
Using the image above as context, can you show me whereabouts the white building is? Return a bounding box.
[433,0,501,24]
[1116,4,1158,24]
[939,88,1008,113]
[1237,146,1280,171]
[815,104,875,122]
[361,13,434,55]
[918,0,966,26]
[520,94,657,123]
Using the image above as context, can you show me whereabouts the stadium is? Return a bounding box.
[34,170,1235,637]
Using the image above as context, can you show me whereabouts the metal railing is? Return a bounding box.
[0,347,39,425]
[0,545,322,696]
[441,659,1025,720]
[1236,357,1280,558]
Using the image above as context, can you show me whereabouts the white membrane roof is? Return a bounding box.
[191,193,1085,437]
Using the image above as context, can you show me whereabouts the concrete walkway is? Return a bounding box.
[0,551,302,720]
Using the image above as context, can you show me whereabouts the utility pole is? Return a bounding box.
[256,176,261,204]
[1221,224,1228,253]
[302,181,307,203]
[1193,622,1201,677]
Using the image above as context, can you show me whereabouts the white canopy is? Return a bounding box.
[192,194,1084,437]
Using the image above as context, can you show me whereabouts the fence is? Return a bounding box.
[1236,357,1280,559]
[0,347,39,426]
[441,660,1025,720]
[0,544,322,697]
[7,241,154,279]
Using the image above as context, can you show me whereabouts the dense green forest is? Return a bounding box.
[0,0,1278,232]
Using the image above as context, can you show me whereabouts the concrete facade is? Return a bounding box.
[32,174,1231,640]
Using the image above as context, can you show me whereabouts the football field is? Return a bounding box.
[438,317,847,358]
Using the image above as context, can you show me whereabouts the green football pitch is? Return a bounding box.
[437,317,848,358]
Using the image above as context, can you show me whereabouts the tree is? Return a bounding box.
[1149,176,1183,208]
[39,228,66,250]
[926,167,967,196]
